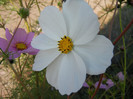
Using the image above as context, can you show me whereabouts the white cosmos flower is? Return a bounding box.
[31,0,114,95]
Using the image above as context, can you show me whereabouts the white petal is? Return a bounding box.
[39,6,67,41]
[32,48,60,71]
[74,35,114,75]
[46,51,86,95]
[63,0,99,45]
[31,33,58,50]
[46,54,63,89]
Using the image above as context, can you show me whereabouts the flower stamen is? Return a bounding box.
[16,42,27,50]
[58,36,73,54]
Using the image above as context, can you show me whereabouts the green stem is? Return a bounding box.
[36,0,41,13]
[98,8,115,19]
[99,90,107,99]
[21,55,29,75]
[0,58,4,64]
[24,18,30,32]
[9,0,19,10]
[19,0,24,7]
[18,57,22,75]
[28,0,35,9]
[36,72,39,88]
[1,50,33,98]
[1,81,10,97]
[36,72,41,99]
[119,7,127,99]
[0,48,8,57]
[5,58,34,99]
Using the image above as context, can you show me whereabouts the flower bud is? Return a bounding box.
[18,7,29,18]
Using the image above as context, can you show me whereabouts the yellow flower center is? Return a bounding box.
[16,42,27,50]
[58,36,73,54]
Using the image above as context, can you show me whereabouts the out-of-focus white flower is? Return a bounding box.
[31,0,114,95]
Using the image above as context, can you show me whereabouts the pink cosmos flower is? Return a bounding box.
[0,28,39,59]
[116,72,124,81]
[95,78,114,90]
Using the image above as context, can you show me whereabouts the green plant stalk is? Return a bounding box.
[0,15,6,30]
[0,58,4,64]
[119,7,127,99]
[108,89,115,99]
[19,0,24,7]
[21,55,29,75]
[27,0,32,7]
[36,0,41,13]
[0,48,6,64]
[9,0,19,10]
[18,56,22,74]
[1,81,10,97]
[6,59,34,99]
[98,8,115,19]
[1,50,34,98]
[36,71,41,99]
[24,18,30,32]
[0,48,8,57]
[99,90,107,99]
[28,0,35,9]
[36,72,39,88]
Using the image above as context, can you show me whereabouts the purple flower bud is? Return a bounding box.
[95,78,114,90]
[83,82,89,88]
[116,72,124,81]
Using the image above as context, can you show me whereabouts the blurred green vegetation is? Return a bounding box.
[0,0,9,5]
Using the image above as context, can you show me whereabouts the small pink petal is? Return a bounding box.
[107,79,114,85]
[106,79,114,90]
[25,32,34,44]
[95,79,114,90]
[95,81,107,89]
[6,28,12,41]
[22,46,39,55]
[0,37,8,51]
[116,72,124,81]
[13,28,27,42]
[8,45,17,52]
[83,82,89,88]
[9,52,21,59]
